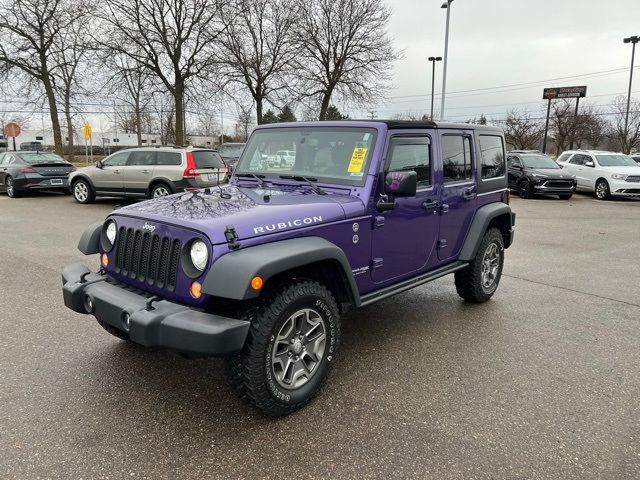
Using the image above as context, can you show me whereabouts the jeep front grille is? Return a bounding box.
[115,227,181,291]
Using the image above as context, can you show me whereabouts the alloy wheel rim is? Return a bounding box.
[481,242,500,290]
[596,182,607,198]
[75,182,87,201]
[271,308,327,390]
[7,178,13,196]
[153,186,169,197]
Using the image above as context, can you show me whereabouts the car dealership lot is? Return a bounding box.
[1,193,639,479]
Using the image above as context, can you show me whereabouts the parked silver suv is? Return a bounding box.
[69,147,228,204]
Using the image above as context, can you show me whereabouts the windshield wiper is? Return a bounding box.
[235,172,268,187]
[279,175,327,195]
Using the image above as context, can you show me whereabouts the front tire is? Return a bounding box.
[595,179,610,200]
[73,179,95,204]
[5,176,19,198]
[455,228,505,303]
[519,179,533,199]
[225,280,340,416]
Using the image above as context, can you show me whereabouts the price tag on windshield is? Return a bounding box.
[348,147,367,173]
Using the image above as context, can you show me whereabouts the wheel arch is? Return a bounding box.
[71,174,96,193]
[458,203,514,261]
[202,237,361,308]
[147,178,175,196]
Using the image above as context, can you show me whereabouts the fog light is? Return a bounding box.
[190,281,202,299]
[122,312,131,331]
[101,253,108,267]
[251,275,263,290]
[84,295,94,313]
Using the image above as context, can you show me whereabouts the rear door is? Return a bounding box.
[437,131,477,260]
[92,151,129,191]
[124,150,156,195]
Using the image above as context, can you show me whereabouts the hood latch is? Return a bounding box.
[224,225,241,250]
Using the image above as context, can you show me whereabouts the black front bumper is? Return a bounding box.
[62,263,250,356]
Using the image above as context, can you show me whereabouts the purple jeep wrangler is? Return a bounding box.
[62,120,515,416]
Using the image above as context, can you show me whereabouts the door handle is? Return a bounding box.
[141,170,150,174]
[422,199,439,210]
[114,170,121,174]
[462,190,477,201]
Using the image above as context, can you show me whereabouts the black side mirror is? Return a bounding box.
[96,160,103,169]
[384,170,417,197]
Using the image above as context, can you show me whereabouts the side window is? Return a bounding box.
[569,154,585,165]
[479,135,505,179]
[103,152,129,167]
[442,135,472,182]
[557,153,572,163]
[128,150,156,166]
[156,152,182,166]
[387,136,431,187]
[507,156,522,168]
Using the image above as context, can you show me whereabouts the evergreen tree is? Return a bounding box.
[324,105,349,120]
[262,109,278,124]
[277,105,297,122]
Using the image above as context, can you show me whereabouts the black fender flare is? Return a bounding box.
[77,221,102,255]
[202,237,360,305]
[458,203,514,261]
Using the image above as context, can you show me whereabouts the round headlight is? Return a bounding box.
[190,240,209,271]
[106,221,117,245]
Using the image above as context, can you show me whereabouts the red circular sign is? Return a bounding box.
[4,122,21,137]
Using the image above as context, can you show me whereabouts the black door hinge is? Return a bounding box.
[224,225,241,250]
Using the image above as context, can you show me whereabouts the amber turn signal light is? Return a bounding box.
[101,253,108,267]
[251,276,263,290]
[190,281,202,299]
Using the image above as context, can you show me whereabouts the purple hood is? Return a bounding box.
[113,183,365,245]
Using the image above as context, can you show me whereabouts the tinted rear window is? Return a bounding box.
[19,153,66,164]
[156,151,182,166]
[192,151,224,169]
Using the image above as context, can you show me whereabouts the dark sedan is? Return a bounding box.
[507,152,577,199]
[0,151,76,198]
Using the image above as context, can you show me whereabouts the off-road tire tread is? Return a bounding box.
[455,228,504,303]
[225,280,340,417]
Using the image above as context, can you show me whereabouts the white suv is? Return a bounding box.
[556,150,640,200]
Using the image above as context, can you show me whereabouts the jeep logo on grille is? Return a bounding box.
[142,222,156,233]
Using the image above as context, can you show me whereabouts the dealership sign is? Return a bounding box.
[542,86,587,100]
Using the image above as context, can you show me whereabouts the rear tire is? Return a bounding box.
[5,176,19,198]
[595,179,610,200]
[225,280,340,416]
[72,179,95,204]
[558,193,573,200]
[150,182,172,198]
[455,228,505,303]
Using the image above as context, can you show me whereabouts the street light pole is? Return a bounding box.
[623,35,639,141]
[440,0,453,120]
[428,56,442,120]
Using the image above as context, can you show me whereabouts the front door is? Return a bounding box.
[92,151,129,191]
[438,131,477,260]
[371,134,440,283]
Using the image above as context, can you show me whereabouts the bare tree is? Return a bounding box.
[235,104,254,140]
[572,105,608,150]
[610,96,640,154]
[220,0,299,124]
[0,0,79,154]
[294,0,399,120]
[549,100,579,155]
[98,0,229,145]
[504,110,544,150]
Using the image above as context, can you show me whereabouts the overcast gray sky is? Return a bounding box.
[358,0,640,122]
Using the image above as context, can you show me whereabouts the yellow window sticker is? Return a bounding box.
[348,147,367,173]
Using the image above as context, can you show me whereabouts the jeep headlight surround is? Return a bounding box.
[611,174,628,180]
[182,238,210,278]
[101,219,117,252]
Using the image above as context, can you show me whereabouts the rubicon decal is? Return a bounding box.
[253,216,323,234]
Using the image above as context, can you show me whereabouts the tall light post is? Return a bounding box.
[428,56,442,120]
[440,0,453,120]
[623,35,639,139]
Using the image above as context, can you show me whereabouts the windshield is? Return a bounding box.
[19,153,67,164]
[522,154,560,169]
[218,144,244,158]
[595,154,638,167]
[235,127,377,186]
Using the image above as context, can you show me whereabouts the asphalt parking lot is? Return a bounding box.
[1,192,639,479]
